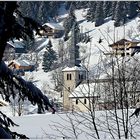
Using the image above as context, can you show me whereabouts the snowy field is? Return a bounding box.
[9,109,140,139]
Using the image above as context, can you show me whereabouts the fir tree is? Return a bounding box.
[75,1,89,9]
[23,35,35,51]
[47,2,60,18]
[63,3,77,41]
[86,1,97,22]
[42,40,57,72]
[114,1,126,27]
[19,2,60,24]
[126,1,138,19]
[95,1,104,27]
[111,1,117,20]
[103,1,112,18]
[37,2,49,24]
[65,1,72,10]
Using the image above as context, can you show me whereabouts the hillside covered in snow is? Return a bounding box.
[23,8,140,98]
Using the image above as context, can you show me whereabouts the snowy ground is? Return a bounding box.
[9,109,140,139]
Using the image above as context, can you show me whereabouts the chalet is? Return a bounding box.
[9,41,26,54]
[8,59,35,75]
[3,42,15,61]
[3,41,26,61]
[40,22,64,38]
[109,39,140,56]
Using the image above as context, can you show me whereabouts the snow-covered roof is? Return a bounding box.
[36,38,49,52]
[131,38,140,43]
[69,83,101,98]
[43,22,64,30]
[62,66,87,72]
[13,60,34,66]
[136,43,140,46]
[8,41,24,49]
[23,60,35,66]
[109,39,140,47]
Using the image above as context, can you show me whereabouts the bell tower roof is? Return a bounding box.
[62,66,87,72]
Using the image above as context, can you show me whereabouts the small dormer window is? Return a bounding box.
[67,73,72,80]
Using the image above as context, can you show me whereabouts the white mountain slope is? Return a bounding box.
[25,8,140,98]
[74,9,140,70]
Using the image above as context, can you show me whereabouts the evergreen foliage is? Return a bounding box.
[95,1,104,27]
[42,40,57,72]
[19,1,60,24]
[65,1,72,10]
[63,3,77,41]
[75,1,89,9]
[86,2,97,22]
[19,1,140,28]
[23,36,35,51]
[103,1,112,18]
[0,2,55,138]
[85,1,139,27]
[114,1,126,27]
[111,1,117,20]
[126,2,138,19]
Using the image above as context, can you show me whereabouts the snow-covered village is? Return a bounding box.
[2,1,140,139]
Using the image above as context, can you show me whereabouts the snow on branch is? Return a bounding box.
[0,111,29,139]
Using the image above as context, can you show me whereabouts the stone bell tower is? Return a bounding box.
[62,23,87,110]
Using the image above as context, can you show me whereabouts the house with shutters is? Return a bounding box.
[3,41,26,61]
[39,22,64,38]
[109,38,140,56]
[8,59,35,76]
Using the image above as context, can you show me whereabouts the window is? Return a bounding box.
[119,48,125,51]
[121,53,125,57]
[76,99,78,104]
[81,75,83,80]
[67,74,72,80]
[79,74,80,80]
[84,98,87,104]
[79,74,84,80]
[68,87,70,91]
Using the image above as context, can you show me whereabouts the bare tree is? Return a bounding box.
[49,22,140,139]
